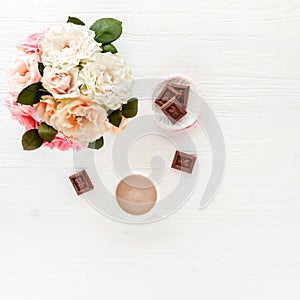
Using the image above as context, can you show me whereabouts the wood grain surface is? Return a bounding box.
[0,0,300,299]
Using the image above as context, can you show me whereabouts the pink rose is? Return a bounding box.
[41,66,81,99]
[17,32,44,54]
[4,95,38,131]
[43,133,82,151]
[8,52,42,97]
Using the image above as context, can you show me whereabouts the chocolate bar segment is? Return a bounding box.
[161,97,187,124]
[155,85,181,107]
[171,151,197,174]
[69,169,94,195]
[171,84,190,108]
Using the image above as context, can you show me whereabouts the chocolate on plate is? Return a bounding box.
[155,85,181,107]
[69,169,94,195]
[171,151,197,174]
[161,97,187,124]
[171,84,190,108]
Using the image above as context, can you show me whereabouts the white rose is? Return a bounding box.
[40,23,102,68]
[80,52,134,110]
[41,65,81,99]
[49,96,107,145]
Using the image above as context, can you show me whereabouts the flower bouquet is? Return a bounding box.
[5,16,138,151]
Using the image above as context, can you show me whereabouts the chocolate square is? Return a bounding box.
[171,84,190,108]
[161,97,187,124]
[69,169,94,195]
[171,151,197,174]
[155,85,181,107]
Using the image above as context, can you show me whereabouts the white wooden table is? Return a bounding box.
[1,1,300,299]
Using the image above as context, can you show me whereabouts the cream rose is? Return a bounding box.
[41,66,81,99]
[40,23,102,68]
[49,96,107,145]
[80,52,134,110]
[35,95,56,124]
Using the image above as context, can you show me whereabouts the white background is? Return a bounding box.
[1,0,300,299]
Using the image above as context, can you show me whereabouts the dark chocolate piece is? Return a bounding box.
[155,85,181,107]
[69,169,94,195]
[161,97,187,124]
[171,84,190,108]
[171,151,197,174]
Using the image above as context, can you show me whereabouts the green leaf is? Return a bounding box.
[22,129,43,151]
[108,109,122,127]
[88,137,104,150]
[38,62,44,76]
[102,44,118,54]
[67,16,85,26]
[38,123,58,143]
[17,82,43,105]
[122,98,138,118]
[38,88,51,96]
[90,18,122,45]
